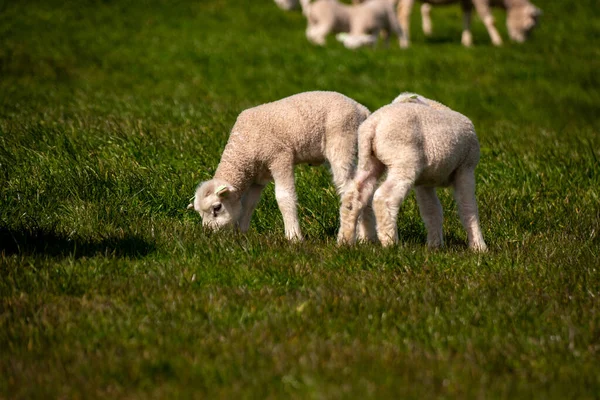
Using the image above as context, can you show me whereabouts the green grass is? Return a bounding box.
[1,0,599,398]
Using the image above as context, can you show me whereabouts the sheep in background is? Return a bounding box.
[189,91,376,242]
[304,0,403,49]
[396,0,542,47]
[338,93,487,251]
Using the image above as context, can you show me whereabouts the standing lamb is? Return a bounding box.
[305,0,403,49]
[396,0,542,47]
[188,91,375,242]
[338,93,487,251]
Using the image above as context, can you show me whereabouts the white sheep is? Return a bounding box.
[188,91,376,242]
[396,0,542,47]
[338,93,487,251]
[304,0,403,49]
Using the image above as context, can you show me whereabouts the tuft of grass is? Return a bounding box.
[1,0,599,398]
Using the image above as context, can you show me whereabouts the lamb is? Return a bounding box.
[304,0,403,49]
[396,0,542,47]
[337,93,487,251]
[188,91,376,242]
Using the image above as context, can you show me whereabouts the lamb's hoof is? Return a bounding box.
[399,38,410,49]
[337,233,355,246]
[336,32,349,42]
[461,32,473,47]
[286,233,304,242]
[470,242,488,253]
[379,236,396,248]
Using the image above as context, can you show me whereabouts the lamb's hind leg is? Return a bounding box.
[452,168,487,252]
[472,0,503,46]
[415,186,444,248]
[373,169,416,247]
[329,139,380,244]
[337,164,383,245]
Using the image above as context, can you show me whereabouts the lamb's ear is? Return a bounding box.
[187,203,195,210]
[215,185,230,198]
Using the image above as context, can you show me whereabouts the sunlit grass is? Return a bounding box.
[1,0,599,398]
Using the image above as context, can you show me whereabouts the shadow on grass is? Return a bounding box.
[0,227,155,259]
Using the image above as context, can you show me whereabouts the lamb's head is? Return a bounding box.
[506,2,542,43]
[188,179,242,231]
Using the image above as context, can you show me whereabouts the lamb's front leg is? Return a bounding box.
[271,162,302,241]
[461,3,474,47]
[472,0,503,46]
[397,0,414,48]
[238,184,265,233]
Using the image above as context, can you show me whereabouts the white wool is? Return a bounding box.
[189,91,375,242]
[338,93,487,252]
[305,0,403,49]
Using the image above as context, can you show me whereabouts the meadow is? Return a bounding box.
[1,0,599,398]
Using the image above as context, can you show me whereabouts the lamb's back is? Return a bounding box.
[231,91,366,164]
[372,103,480,185]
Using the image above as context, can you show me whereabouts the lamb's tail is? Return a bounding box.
[356,116,378,174]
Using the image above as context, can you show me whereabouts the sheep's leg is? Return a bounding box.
[397,0,414,48]
[306,21,332,46]
[299,0,310,16]
[452,169,487,252]
[421,3,432,36]
[415,186,444,249]
[337,164,383,245]
[271,162,302,241]
[237,184,265,233]
[472,0,503,46]
[373,172,415,247]
[329,135,369,244]
[337,183,362,245]
[382,2,403,47]
[461,3,473,47]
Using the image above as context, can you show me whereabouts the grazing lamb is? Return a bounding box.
[338,93,487,251]
[188,91,375,242]
[396,0,542,47]
[304,0,403,49]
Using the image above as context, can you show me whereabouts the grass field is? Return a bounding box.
[1,0,599,398]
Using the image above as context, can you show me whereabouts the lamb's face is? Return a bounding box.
[506,4,541,43]
[190,180,242,231]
